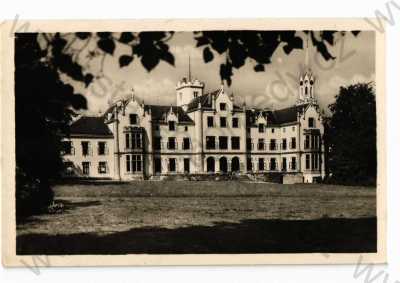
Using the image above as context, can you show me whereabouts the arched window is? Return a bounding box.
[206,157,215,173]
[231,157,240,173]
[305,86,308,95]
[219,157,228,173]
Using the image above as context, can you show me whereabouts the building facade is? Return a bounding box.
[62,69,325,183]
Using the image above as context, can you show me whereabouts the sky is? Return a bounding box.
[64,31,375,115]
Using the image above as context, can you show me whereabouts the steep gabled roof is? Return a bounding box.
[186,89,244,113]
[246,105,305,127]
[70,116,114,138]
[186,90,218,112]
[269,105,302,125]
[145,105,194,124]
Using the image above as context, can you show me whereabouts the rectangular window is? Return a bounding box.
[291,157,296,170]
[82,162,90,175]
[232,117,239,128]
[219,136,228,149]
[62,141,73,155]
[271,128,275,133]
[194,91,199,98]
[220,103,226,111]
[258,158,265,171]
[310,153,319,170]
[129,114,138,125]
[306,154,310,169]
[184,158,190,173]
[206,136,216,149]
[131,132,142,149]
[183,137,190,150]
[81,141,90,156]
[220,117,227,128]
[231,137,240,150]
[127,155,142,172]
[154,137,161,150]
[305,135,310,149]
[132,155,142,172]
[282,157,287,171]
[282,138,287,150]
[126,155,131,172]
[207,116,214,127]
[168,137,176,150]
[258,124,264,133]
[98,141,106,155]
[125,133,130,149]
[258,138,265,150]
[169,158,176,172]
[270,158,276,171]
[168,121,175,131]
[308,117,315,128]
[270,139,276,150]
[98,161,107,174]
[291,137,296,149]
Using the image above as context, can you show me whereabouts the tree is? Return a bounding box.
[15,34,87,218]
[325,83,376,185]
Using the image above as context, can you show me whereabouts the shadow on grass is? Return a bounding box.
[17,217,376,255]
[58,200,102,210]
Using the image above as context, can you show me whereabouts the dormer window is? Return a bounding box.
[220,103,226,111]
[168,121,176,131]
[308,117,315,128]
[258,124,265,133]
[129,114,138,125]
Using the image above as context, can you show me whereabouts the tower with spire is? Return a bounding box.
[296,33,317,106]
[176,55,205,108]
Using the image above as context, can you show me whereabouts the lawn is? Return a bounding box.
[16,181,377,254]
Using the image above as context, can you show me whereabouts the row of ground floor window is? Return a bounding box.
[150,154,320,174]
[64,153,321,177]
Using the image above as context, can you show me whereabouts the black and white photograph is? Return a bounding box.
[1,19,385,265]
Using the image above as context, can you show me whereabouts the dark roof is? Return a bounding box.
[70,116,114,138]
[186,91,217,112]
[186,89,243,112]
[246,105,304,126]
[270,105,302,125]
[145,105,194,124]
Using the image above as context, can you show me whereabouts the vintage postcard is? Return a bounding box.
[1,19,386,266]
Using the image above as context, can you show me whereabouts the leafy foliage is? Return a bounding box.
[44,30,360,88]
[324,83,376,186]
[15,33,87,218]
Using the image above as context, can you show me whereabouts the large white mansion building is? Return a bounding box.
[62,69,325,183]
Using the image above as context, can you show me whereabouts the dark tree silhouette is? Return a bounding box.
[325,83,376,185]
[15,34,87,217]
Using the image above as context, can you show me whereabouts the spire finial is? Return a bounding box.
[131,87,135,101]
[305,33,310,71]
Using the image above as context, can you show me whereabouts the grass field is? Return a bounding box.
[17,181,377,254]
